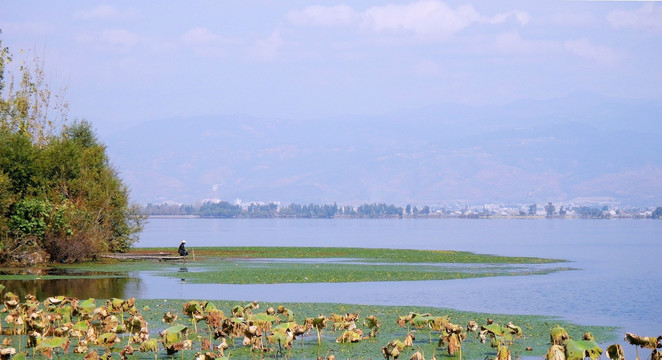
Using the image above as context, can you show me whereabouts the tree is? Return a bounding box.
[545,202,555,218]
[0,39,143,264]
[528,204,537,216]
[0,36,68,146]
[652,207,662,219]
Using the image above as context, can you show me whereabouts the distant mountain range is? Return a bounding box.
[105,93,662,208]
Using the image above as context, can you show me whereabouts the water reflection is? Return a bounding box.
[178,267,189,283]
[0,276,139,300]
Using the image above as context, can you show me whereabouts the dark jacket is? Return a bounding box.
[178,242,188,256]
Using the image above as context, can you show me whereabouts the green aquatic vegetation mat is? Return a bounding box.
[0,247,569,284]
[142,246,565,264]
[149,246,569,284]
[161,260,571,284]
[0,296,617,360]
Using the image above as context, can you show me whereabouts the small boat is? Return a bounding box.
[101,252,187,261]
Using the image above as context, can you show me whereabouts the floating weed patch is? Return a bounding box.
[162,262,571,284]
[0,247,568,286]
[136,246,565,264]
[138,246,569,285]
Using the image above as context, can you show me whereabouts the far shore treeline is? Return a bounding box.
[143,201,662,219]
[0,38,144,265]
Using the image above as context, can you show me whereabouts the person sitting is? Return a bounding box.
[178,240,189,256]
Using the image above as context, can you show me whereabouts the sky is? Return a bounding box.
[1,1,662,137]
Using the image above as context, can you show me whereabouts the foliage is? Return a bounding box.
[142,201,409,218]
[545,202,555,218]
[198,201,241,218]
[0,37,143,264]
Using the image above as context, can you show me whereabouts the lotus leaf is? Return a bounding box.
[273,322,296,331]
[120,344,135,360]
[482,323,514,346]
[4,292,19,309]
[397,313,417,328]
[139,339,159,353]
[96,333,118,346]
[564,339,602,360]
[125,315,146,334]
[336,329,363,343]
[196,351,226,360]
[430,316,451,331]
[121,298,136,312]
[606,343,625,360]
[44,297,66,307]
[447,332,462,355]
[310,315,327,329]
[625,332,662,349]
[467,320,479,332]
[249,312,277,325]
[410,351,425,360]
[73,339,88,354]
[183,301,204,316]
[411,315,435,329]
[654,349,662,360]
[546,344,566,360]
[204,302,217,312]
[550,326,570,345]
[277,306,294,322]
[9,351,26,360]
[496,344,511,360]
[162,324,188,346]
[163,311,178,324]
[268,327,294,348]
[36,337,70,359]
[84,350,100,360]
[506,322,522,336]
[364,315,381,337]
[75,298,97,319]
[37,336,70,349]
[231,305,245,318]
[108,298,124,311]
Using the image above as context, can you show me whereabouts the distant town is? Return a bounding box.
[142,200,662,219]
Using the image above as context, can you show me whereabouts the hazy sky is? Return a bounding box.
[2,1,661,136]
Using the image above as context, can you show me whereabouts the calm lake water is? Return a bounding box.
[3,217,658,356]
[134,218,662,339]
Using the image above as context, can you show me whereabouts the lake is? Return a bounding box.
[3,217,658,357]
[135,218,662,339]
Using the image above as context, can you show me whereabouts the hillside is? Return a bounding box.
[105,94,662,207]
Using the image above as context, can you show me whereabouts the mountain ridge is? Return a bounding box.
[105,94,662,207]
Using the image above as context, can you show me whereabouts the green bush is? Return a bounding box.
[0,37,143,264]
